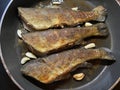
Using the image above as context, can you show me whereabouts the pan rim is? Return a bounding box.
[0,0,24,90]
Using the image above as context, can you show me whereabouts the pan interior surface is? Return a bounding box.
[1,0,117,90]
[16,0,111,89]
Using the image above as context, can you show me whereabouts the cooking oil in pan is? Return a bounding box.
[17,0,111,89]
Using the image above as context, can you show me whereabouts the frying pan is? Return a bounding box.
[0,0,120,90]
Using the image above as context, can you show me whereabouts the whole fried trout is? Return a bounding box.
[22,23,108,56]
[18,6,106,31]
[21,48,115,84]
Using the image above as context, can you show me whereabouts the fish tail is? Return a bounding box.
[93,6,107,22]
[99,48,115,61]
[94,23,108,36]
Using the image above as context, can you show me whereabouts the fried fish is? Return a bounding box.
[22,23,108,56]
[21,48,115,84]
[18,6,106,31]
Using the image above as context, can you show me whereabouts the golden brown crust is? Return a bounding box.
[21,48,114,84]
[18,7,99,31]
[22,28,85,54]
[22,23,108,56]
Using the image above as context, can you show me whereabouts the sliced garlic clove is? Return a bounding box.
[77,25,81,28]
[17,29,23,38]
[85,22,93,27]
[53,2,61,5]
[25,52,37,59]
[71,7,78,11]
[60,25,64,28]
[52,0,62,5]
[73,73,85,81]
[84,43,96,49]
[21,57,30,64]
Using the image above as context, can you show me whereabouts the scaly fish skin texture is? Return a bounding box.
[18,6,106,31]
[22,23,108,56]
[21,48,115,84]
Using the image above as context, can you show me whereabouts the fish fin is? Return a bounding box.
[93,6,107,22]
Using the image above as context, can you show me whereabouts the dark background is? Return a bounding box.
[0,0,119,90]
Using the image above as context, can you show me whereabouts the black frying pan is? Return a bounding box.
[0,0,120,90]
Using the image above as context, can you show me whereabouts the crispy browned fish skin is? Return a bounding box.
[18,6,106,31]
[21,48,115,84]
[22,23,108,56]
